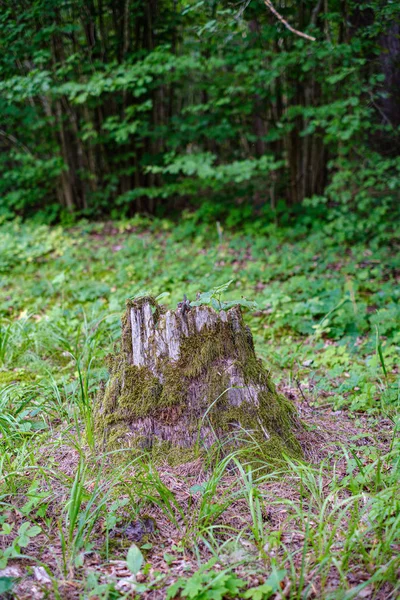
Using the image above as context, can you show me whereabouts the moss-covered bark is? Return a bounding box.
[95,296,304,463]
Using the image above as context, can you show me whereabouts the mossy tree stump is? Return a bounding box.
[95,296,304,462]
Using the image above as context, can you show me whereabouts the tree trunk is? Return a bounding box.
[95,297,304,463]
[379,23,400,132]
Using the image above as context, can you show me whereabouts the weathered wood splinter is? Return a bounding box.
[95,296,304,463]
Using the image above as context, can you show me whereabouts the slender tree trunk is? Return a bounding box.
[379,24,400,130]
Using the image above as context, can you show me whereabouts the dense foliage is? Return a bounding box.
[0,0,399,237]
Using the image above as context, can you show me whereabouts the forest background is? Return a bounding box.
[0,0,399,239]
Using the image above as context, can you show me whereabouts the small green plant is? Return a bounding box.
[190,281,257,311]
[104,497,130,559]
[72,353,95,451]
[126,543,144,575]
[59,458,124,576]
[166,561,246,600]
[166,562,287,600]
[242,570,287,599]
[0,383,49,446]
[0,576,15,595]
[0,521,42,568]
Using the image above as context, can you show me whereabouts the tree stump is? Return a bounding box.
[95,296,304,463]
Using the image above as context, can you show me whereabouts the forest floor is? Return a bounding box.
[0,216,398,600]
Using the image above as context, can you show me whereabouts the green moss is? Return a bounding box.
[216,393,302,463]
[104,423,132,451]
[97,364,165,429]
[149,439,200,466]
[119,366,163,418]
[0,370,37,385]
[158,318,236,412]
[176,319,236,377]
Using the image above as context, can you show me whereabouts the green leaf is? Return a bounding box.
[265,569,287,588]
[27,525,42,537]
[163,552,175,564]
[141,542,153,550]
[156,292,170,301]
[74,552,85,568]
[18,533,31,548]
[18,522,30,535]
[212,280,234,294]
[0,557,8,570]
[1,523,13,534]
[0,577,15,594]
[182,572,205,597]
[225,574,247,594]
[238,298,258,310]
[211,297,221,310]
[189,483,206,495]
[126,543,144,575]
[243,584,273,600]
[166,579,183,599]
[243,569,286,599]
